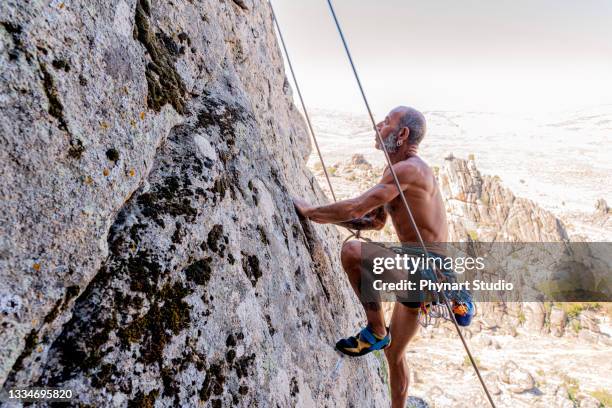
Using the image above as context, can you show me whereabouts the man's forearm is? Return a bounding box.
[336,206,386,230]
[336,217,378,230]
[305,199,360,224]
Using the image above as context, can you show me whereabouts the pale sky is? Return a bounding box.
[271,0,612,115]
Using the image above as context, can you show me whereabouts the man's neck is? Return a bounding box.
[389,145,418,164]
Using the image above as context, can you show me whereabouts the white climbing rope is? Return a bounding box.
[270,1,497,406]
[324,3,496,405]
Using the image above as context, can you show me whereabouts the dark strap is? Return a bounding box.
[358,326,377,344]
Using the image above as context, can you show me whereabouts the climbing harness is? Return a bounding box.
[419,300,478,328]
[341,229,372,245]
[270,1,497,406]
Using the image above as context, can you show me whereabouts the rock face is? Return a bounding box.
[549,307,568,337]
[499,361,535,394]
[591,198,611,229]
[0,1,387,406]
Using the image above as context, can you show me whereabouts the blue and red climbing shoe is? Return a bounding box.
[335,325,391,357]
[452,301,475,327]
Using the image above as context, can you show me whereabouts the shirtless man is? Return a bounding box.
[293,106,448,408]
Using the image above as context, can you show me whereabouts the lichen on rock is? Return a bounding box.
[133,0,186,114]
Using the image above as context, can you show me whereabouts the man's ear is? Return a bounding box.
[399,127,410,143]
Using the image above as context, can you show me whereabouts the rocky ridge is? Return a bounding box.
[437,155,569,242]
[315,153,569,242]
[0,1,387,406]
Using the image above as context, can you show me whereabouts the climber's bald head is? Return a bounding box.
[389,106,426,146]
[374,106,426,154]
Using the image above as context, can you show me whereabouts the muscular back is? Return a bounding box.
[383,157,448,243]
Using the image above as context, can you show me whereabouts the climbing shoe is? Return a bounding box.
[335,325,391,357]
[452,301,475,327]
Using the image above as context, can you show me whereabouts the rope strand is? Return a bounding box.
[270,4,337,202]
[270,2,362,240]
[324,1,496,406]
[271,1,496,406]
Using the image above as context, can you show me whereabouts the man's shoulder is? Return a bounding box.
[380,157,432,185]
[395,156,431,175]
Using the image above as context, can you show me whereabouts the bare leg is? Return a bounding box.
[340,240,386,336]
[385,303,420,408]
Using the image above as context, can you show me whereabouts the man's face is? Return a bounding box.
[374,110,402,153]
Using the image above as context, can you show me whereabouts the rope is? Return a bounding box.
[324,1,496,407]
[270,4,337,202]
[271,2,366,244]
[271,2,495,406]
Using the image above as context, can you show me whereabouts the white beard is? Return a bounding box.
[379,129,399,153]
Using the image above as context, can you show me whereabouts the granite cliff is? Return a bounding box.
[0,1,387,406]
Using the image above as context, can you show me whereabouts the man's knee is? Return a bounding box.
[340,240,361,266]
[384,343,406,365]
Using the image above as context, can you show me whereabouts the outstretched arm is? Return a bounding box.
[294,162,416,224]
